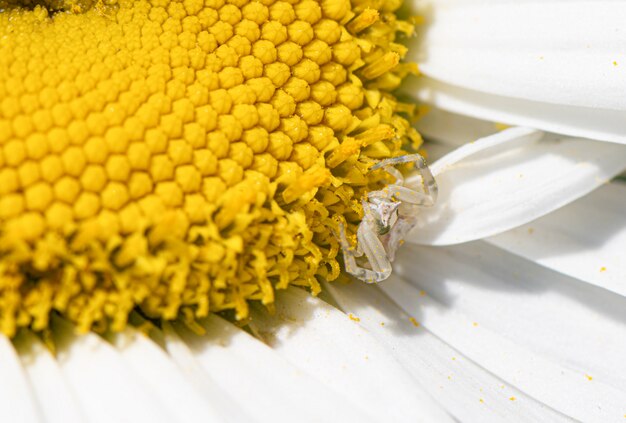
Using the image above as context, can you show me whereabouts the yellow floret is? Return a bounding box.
[0,0,421,336]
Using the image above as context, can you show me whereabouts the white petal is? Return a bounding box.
[161,323,253,422]
[171,314,371,422]
[422,140,453,163]
[406,77,626,145]
[111,329,222,422]
[487,181,626,298]
[407,129,626,245]
[0,335,42,422]
[417,107,500,147]
[428,126,543,176]
[411,1,626,111]
[405,1,626,143]
[13,331,83,423]
[247,287,454,423]
[325,282,568,422]
[51,317,174,423]
[388,242,626,422]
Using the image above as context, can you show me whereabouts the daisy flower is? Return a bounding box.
[0,0,625,422]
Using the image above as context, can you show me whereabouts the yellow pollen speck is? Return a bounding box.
[509,396,516,401]
[452,357,457,361]
[348,313,360,322]
[528,228,535,235]
[408,317,420,327]
[411,15,425,26]
[380,322,385,326]
[0,0,420,337]
[600,267,607,273]
[472,322,478,327]
[479,399,485,404]
[494,122,511,131]
[419,290,426,297]
[586,374,593,381]
[613,61,618,66]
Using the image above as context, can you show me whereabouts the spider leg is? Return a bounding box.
[388,184,436,207]
[376,166,404,185]
[371,153,438,203]
[410,154,438,204]
[337,221,392,284]
[371,155,408,185]
[337,222,363,281]
[371,153,426,170]
[383,211,417,262]
[357,221,392,283]
[367,184,397,203]
[337,221,363,255]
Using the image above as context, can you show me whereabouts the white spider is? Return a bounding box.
[337,154,438,283]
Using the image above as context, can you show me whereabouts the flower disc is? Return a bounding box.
[0,0,419,336]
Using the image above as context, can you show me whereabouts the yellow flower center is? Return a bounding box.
[0,0,420,337]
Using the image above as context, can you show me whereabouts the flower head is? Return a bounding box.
[0,0,418,336]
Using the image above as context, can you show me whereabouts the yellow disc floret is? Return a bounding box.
[0,0,420,336]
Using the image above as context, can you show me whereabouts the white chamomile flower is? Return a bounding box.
[1,0,625,422]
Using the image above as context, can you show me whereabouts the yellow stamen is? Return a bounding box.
[361,52,401,80]
[347,8,378,34]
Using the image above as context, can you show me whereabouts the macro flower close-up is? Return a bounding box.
[1,0,625,421]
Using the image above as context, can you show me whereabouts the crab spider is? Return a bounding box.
[338,153,438,283]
